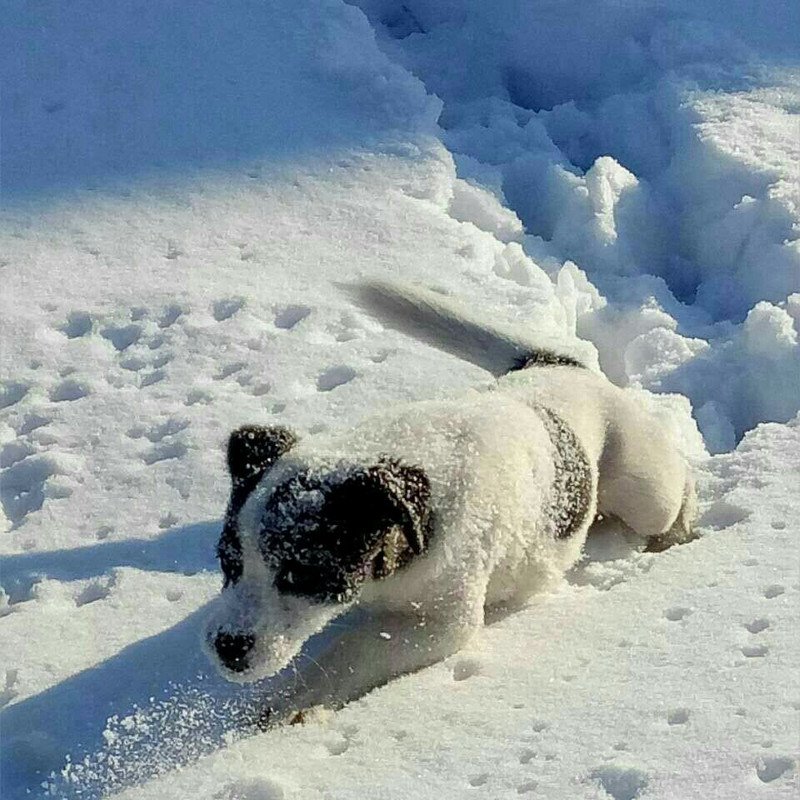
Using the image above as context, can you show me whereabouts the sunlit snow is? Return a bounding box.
[1,1,798,798]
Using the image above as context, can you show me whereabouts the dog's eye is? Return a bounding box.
[274,562,314,595]
[273,561,358,603]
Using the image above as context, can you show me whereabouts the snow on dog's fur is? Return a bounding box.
[204,280,696,711]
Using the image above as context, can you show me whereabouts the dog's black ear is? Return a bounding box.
[219,426,298,588]
[339,458,432,555]
[227,425,298,486]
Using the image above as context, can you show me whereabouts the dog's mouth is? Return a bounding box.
[206,588,350,683]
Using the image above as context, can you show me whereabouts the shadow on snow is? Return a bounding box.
[1,518,366,798]
[1,521,220,604]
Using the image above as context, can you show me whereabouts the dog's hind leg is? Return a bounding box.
[644,475,699,552]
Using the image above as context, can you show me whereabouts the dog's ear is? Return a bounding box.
[220,426,299,588]
[227,425,298,486]
[338,458,432,555]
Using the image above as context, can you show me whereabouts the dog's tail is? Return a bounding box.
[349,279,585,377]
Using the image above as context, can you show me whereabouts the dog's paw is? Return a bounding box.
[644,526,700,553]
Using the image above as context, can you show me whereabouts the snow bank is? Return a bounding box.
[1,0,438,195]
[353,0,800,445]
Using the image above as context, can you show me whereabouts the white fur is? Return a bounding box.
[206,282,696,711]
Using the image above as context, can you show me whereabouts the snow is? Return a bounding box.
[1,0,798,797]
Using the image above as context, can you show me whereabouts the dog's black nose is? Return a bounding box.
[214,630,255,672]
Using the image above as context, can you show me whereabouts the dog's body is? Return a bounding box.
[205,281,696,713]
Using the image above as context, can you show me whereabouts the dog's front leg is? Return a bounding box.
[264,598,485,721]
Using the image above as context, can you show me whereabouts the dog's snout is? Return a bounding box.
[214,630,255,672]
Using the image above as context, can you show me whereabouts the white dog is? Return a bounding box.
[204,281,696,715]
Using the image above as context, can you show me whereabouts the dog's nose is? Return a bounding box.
[214,630,255,672]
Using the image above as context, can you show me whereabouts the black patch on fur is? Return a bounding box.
[538,408,593,539]
[260,458,432,603]
[218,425,299,587]
[509,351,585,371]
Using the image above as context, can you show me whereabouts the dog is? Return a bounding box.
[204,280,696,714]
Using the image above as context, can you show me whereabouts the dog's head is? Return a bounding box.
[205,424,432,681]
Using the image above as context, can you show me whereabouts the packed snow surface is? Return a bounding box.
[1,0,798,798]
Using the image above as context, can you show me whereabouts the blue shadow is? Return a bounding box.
[1,522,220,603]
[0,516,366,799]
[1,604,248,799]
[1,0,431,202]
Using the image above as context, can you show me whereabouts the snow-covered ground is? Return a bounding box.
[1,1,798,797]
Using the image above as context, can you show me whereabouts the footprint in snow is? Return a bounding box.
[317,365,356,392]
[370,348,393,363]
[60,311,93,338]
[16,413,51,435]
[159,512,180,530]
[330,311,369,343]
[763,584,784,599]
[214,362,247,381]
[324,736,350,756]
[159,304,185,329]
[139,369,166,388]
[468,773,489,787]
[1,441,35,469]
[213,297,245,321]
[74,577,115,607]
[142,441,187,465]
[250,382,272,397]
[452,658,483,681]
[664,606,691,622]
[185,388,213,406]
[213,777,287,800]
[0,455,61,525]
[755,756,795,783]
[588,765,650,800]
[667,708,690,726]
[101,323,143,351]
[273,304,311,330]
[95,525,114,540]
[0,381,30,409]
[744,618,770,634]
[698,500,751,530]
[165,241,183,260]
[740,644,768,658]
[140,417,189,443]
[120,355,148,372]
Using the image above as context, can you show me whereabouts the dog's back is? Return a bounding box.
[353,278,696,546]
